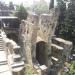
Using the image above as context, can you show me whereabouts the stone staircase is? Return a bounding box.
[5,39,25,74]
[51,43,64,65]
[0,30,25,75]
[50,36,72,74]
[52,37,72,62]
[49,36,72,75]
[0,31,12,75]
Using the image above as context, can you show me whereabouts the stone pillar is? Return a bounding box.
[29,14,39,62]
[40,14,52,67]
[39,12,59,67]
[25,43,33,66]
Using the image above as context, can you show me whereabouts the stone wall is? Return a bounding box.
[19,8,73,75]
[19,8,59,68]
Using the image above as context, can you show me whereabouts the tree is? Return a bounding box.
[9,2,14,10]
[55,0,75,45]
[55,0,66,38]
[15,4,28,21]
[32,0,49,15]
[65,0,75,43]
[49,0,54,10]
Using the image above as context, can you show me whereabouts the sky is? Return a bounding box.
[1,0,50,6]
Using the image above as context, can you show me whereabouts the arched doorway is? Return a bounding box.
[36,41,48,66]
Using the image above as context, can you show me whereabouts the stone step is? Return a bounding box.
[0,37,2,39]
[0,42,3,44]
[11,61,24,69]
[0,39,3,41]
[0,44,3,46]
[13,54,21,62]
[0,49,4,51]
[0,46,4,49]
[0,39,2,40]
[0,45,3,47]
[0,65,10,73]
[72,54,75,57]
[52,37,72,46]
[51,56,58,62]
[0,40,3,42]
[0,70,12,75]
[0,61,7,65]
[0,33,12,75]
[51,44,63,50]
[0,39,2,41]
[0,51,7,62]
[0,47,3,49]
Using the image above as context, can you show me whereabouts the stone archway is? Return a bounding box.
[36,41,48,66]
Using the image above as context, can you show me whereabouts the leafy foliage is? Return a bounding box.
[49,0,54,10]
[55,0,66,38]
[63,61,75,75]
[25,66,37,75]
[15,4,28,21]
[32,0,49,15]
[65,1,75,43]
[9,2,14,10]
[55,0,75,45]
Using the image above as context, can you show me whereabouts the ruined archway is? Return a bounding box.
[36,41,48,66]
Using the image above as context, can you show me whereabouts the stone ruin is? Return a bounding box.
[19,8,72,75]
[0,8,73,75]
[19,8,58,65]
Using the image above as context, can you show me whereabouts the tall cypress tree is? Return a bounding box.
[65,0,75,43]
[56,0,75,45]
[15,4,28,21]
[49,0,54,10]
[55,0,66,38]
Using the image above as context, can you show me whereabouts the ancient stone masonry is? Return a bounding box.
[19,8,59,75]
[0,8,73,75]
[52,37,72,62]
[19,14,39,66]
[19,8,73,75]
[51,36,73,75]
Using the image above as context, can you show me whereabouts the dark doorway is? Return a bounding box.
[36,41,48,66]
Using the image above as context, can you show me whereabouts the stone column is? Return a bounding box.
[29,14,39,63]
[25,43,33,66]
[39,14,52,67]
